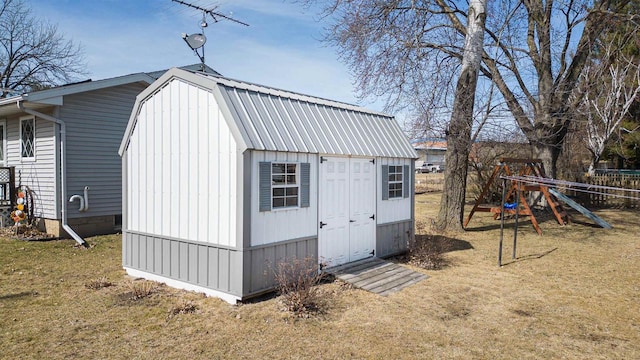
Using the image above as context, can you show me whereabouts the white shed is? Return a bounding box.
[119,68,417,303]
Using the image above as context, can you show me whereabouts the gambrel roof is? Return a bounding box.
[120,67,417,159]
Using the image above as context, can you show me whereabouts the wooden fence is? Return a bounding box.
[570,173,640,209]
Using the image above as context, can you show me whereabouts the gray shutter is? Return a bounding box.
[403,165,410,198]
[381,165,389,201]
[259,162,271,212]
[300,162,310,208]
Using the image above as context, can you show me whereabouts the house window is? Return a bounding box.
[20,117,35,159]
[272,163,298,208]
[388,165,404,198]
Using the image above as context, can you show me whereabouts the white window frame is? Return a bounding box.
[388,165,404,199]
[271,162,299,209]
[0,119,6,166]
[20,116,36,161]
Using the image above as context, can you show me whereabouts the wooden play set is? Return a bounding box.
[464,158,570,235]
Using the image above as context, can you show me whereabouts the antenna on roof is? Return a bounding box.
[172,0,249,72]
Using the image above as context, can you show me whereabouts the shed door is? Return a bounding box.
[319,157,376,267]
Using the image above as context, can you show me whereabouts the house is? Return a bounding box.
[0,64,216,244]
[118,68,417,303]
[413,139,447,167]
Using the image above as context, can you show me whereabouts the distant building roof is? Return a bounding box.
[414,139,447,151]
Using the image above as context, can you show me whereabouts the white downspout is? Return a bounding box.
[17,100,87,247]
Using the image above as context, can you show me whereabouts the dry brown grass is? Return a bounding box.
[415,172,444,193]
[1,194,639,359]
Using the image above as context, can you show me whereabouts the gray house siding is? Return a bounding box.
[62,82,148,218]
[5,112,58,219]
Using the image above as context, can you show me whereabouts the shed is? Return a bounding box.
[0,64,216,242]
[119,68,417,303]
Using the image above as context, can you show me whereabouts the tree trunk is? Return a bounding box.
[587,151,601,176]
[532,142,561,179]
[436,0,486,232]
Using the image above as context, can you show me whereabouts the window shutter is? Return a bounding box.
[381,165,389,201]
[259,162,271,212]
[300,162,310,208]
[403,165,410,198]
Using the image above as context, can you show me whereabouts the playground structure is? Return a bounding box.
[464,158,570,235]
[457,157,636,266]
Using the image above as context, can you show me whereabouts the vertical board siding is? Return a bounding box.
[250,151,318,247]
[123,231,244,297]
[377,157,412,224]
[243,237,318,296]
[125,79,238,246]
[6,115,57,218]
[376,220,412,258]
[63,83,148,218]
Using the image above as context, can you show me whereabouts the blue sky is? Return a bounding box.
[27,0,376,109]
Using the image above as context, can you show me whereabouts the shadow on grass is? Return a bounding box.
[500,247,558,267]
[0,291,35,300]
[413,234,474,253]
[395,235,474,270]
[464,208,588,233]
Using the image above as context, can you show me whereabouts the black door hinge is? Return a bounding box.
[320,156,327,163]
[320,221,327,229]
[369,249,375,256]
[370,158,375,164]
[369,214,375,220]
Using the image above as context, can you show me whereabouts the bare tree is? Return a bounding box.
[310,1,635,173]
[574,51,640,175]
[0,0,85,97]
[436,0,486,231]
[303,0,636,231]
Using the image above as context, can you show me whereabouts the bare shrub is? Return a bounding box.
[126,280,155,300]
[415,220,427,235]
[85,277,114,290]
[408,235,451,270]
[273,257,325,317]
[167,301,198,319]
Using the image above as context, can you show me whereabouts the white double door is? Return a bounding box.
[319,156,376,267]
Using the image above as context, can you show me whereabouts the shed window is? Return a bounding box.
[272,163,298,208]
[388,165,404,198]
[20,117,35,159]
[260,161,310,211]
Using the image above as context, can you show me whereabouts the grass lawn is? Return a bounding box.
[1,191,639,359]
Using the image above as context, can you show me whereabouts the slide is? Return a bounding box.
[548,188,612,229]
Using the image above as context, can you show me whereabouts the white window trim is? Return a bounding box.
[20,116,36,162]
[388,165,404,199]
[271,162,300,210]
[0,119,6,166]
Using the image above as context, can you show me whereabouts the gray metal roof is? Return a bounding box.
[210,74,416,158]
[120,68,417,159]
